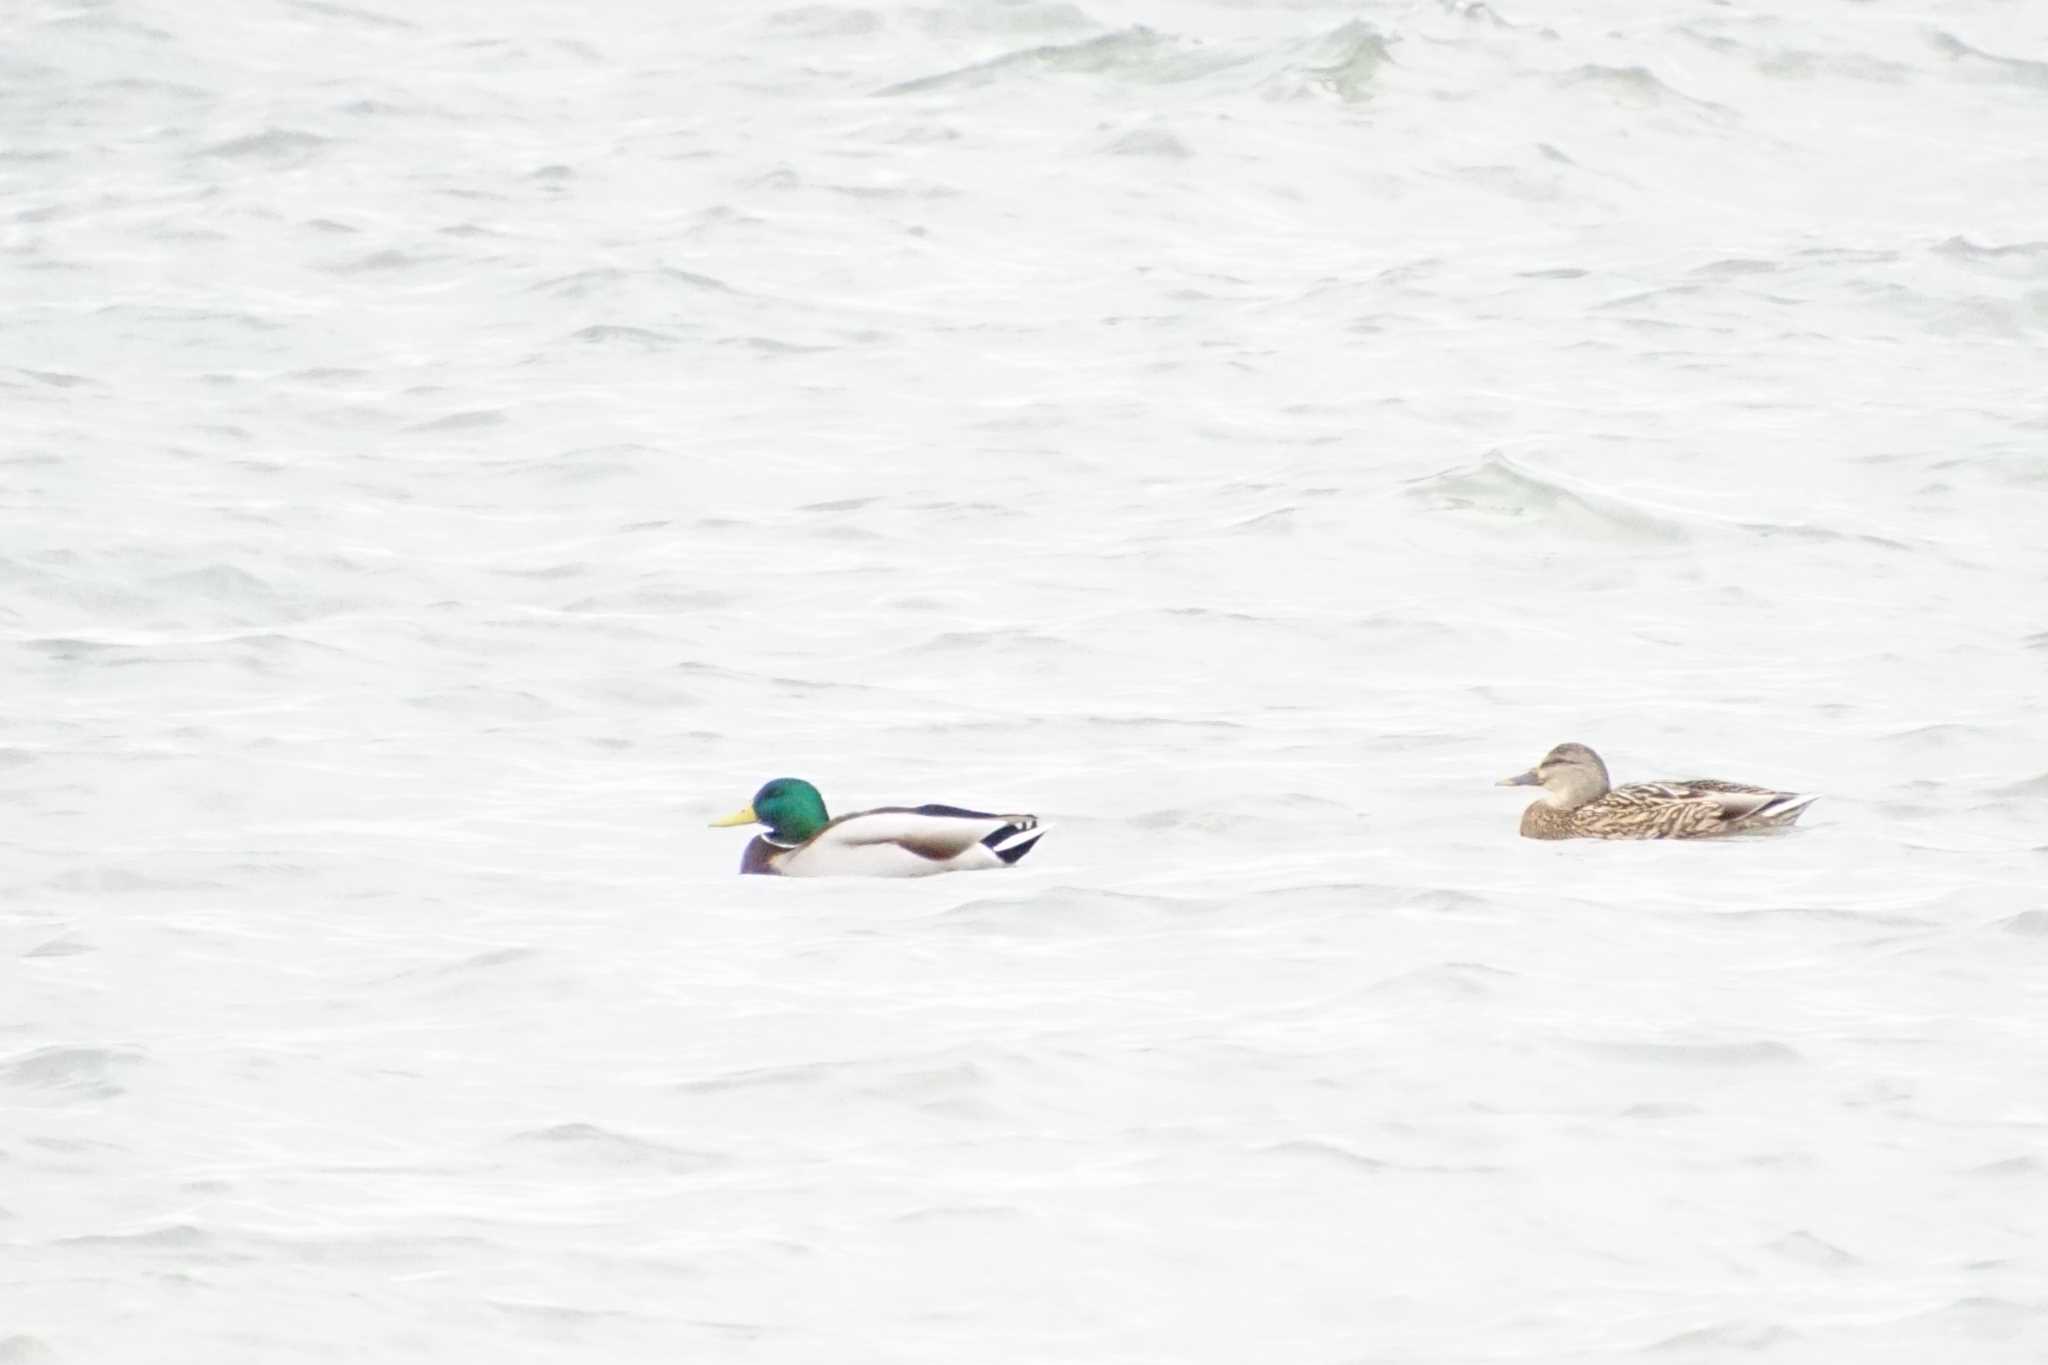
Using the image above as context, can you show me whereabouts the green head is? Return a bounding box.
[710,777,829,844]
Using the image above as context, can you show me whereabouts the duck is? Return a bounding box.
[1498,742,1816,840]
[710,777,1047,877]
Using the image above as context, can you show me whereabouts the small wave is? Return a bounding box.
[900,627,1083,657]
[1875,722,1987,750]
[326,249,433,273]
[1619,1102,1700,1119]
[565,585,739,613]
[877,27,1240,97]
[1401,889,1492,915]
[1157,605,1274,624]
[1857,278,2038,340]
[1766,1230,1860,1267]
[1127,803,1326,833]
[766,6,884,39]
[51,866,221,893]
[336,98,414,116]
[489,1300,651,1327]
[1914,1296,2038,1338]
[1720,906,1933,928]
[407,409,508,433]
[228,631,353,661]
[95,77,208,101]
[15,368,96,388]
[408,946,540,976]
[1446,2,1513,29]
[200,128,329,162]
[1410,451,1915,551]
[1792,245,1899,267]
[1643,1322,1800,1353]
[678,1061,843,1095]
[483,443,662,486]
[1255,1138,1390,1173]
[1360,962,1508,1000]
[1455,162,1565,204]
[26,637,123,662]
[1403,452,1692,544]
[1999,910,2048,937]
[1992,772,2048,799]
[529,266,733,299]
[1555,64,1731,118]
[1102,126,1191,158]
[152,563,282,606]
[46,12,173,40]
[906,1,1091,39]
[1076,713,1244,733]
[511,1122,722,1172]
[1221,505,1299,535]
[60,1222,211,1250]
[1935,236,2048,279]
[570,324,678,347]
[890,1201,1024,1226]
[1930,32,2048,89]
[1729,517,1913,552]
[289,0,414,28]
[1,1045,144,1099]
[1575,1039,1800,1067]
[862,1060,991,1110]
[719,335,834,355]
[1265,21,1393,104]
[1691,257,1779,278]
[938,887,1200,937]
[823,178,957,201]
[492,561,585,581]
[1749,47,1913,84]
[1597,283,1708,312]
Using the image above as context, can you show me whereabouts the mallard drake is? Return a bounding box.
[1498,742,1816,840]
[710,778,1046,877]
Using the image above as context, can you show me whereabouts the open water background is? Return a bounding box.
[4,0,2047,1359]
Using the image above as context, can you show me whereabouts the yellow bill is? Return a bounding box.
[709,804,759,828]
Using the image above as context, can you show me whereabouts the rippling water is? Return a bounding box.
[6,0,2047,1360]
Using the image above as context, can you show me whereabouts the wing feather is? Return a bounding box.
[819,807,1039,860]
[1604,781,1816,834]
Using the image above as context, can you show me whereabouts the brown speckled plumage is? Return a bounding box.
[1503,743,1815,841]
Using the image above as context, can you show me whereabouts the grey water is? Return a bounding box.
[5,0,2047,1360]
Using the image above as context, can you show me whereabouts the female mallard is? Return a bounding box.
[710,778,1046,877]
[1499,742,1816,840]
